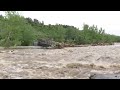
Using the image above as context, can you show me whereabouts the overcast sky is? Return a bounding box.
[0,11,120,36]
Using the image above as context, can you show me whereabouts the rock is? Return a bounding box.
[89,74,120,79]
[34,39,55,47]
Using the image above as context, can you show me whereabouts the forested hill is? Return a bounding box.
[0,11,120,48]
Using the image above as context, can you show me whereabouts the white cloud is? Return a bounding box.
[0,11,120,35]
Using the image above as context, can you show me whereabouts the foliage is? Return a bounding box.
[0,11,120,48]
[0,11,36,47]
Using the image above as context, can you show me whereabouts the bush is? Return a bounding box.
[0,11,36,48]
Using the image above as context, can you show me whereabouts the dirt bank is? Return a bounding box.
[0,45,120,79]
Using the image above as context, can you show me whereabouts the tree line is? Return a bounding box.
[0,11,120,48]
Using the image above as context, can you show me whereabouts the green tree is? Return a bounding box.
[0,11,36,47]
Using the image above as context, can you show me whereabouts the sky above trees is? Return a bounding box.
[0,11,120,35]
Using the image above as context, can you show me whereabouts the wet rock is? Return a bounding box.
[89,74,120,79]
[37,39,54,47]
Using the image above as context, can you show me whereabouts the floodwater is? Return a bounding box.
[0,44,120,79]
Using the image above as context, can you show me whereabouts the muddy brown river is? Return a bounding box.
[0,45,120,79]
